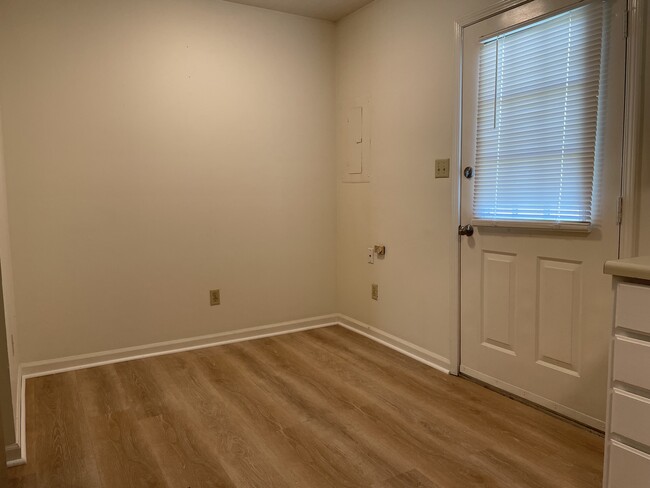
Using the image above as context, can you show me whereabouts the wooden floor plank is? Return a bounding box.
[305,327,604,486]
[376,469,442,488]
[150,352,292,488]
[8,326,604,488]
[197,342,403,487]
[231,336,489,487]
[31,374,102,488]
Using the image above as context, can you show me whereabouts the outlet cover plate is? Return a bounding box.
[368,247,374,264]
[210,289,221,306]
[435,159,450,178]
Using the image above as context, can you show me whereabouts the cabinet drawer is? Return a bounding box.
[616,284,650,334]
[613,337,650,391]
[611,388,650,446]
[608,440,650,488]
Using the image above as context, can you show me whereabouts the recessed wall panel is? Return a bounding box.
[537,258,582,374]
[481,251,517,354]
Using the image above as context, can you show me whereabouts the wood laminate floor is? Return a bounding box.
[8,326,604,487]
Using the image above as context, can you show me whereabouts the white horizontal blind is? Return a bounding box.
[473,2,604,227]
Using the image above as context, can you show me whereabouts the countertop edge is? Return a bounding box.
[604,256,650,281]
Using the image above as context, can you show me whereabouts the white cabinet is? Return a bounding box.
[607,441,650,488]
[603,261,650,488]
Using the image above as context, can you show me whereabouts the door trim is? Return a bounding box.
[620,0,646,258]
[449,0,645,375]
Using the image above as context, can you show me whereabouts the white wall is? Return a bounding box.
[638,4,650,256]
[336,0,485,365]
[0,0,337,363]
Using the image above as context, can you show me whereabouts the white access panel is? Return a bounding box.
[341,97,371,183]
[346,106,363,175]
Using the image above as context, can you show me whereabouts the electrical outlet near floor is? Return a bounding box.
[371,284,379,301]
[209,289,221,306]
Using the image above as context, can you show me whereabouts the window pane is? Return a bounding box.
[473,2,604,225]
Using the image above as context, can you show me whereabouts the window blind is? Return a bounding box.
[472,2,605,229]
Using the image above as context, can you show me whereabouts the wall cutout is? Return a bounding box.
[342,97,371,183]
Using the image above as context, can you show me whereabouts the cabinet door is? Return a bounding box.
[608,441,650,488]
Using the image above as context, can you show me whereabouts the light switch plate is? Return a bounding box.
[435,159,450,179]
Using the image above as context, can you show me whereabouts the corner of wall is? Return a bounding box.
[0,107,19,446]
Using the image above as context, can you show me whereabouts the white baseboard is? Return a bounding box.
[10,313,453,468]
[12,368,26,467]
[460,365,606,431]
[20,315,339,379]
[9,314,607,469]
[11,314,340,467]
[338,314,451,374]
[17,314,604,467]
[5,442,23,467]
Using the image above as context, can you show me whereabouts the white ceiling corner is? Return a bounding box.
[222,0,374,22]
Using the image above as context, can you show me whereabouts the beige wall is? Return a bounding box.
[335,0,650,369]
[638,4,650,256]
[0,115,16,444]
[0,0,647,382]
[335,0,485,364]
[0,0,337,363]
[0,273,15,446]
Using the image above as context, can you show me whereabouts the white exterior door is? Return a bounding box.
[460,0,626,429]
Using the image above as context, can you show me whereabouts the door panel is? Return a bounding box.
[536,258,582,374]
[460,0,626,427]
[481,251,517,354]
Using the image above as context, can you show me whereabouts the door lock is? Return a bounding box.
[464,167,474,179]
[458,224,474,237]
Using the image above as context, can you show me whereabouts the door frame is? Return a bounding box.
[449,0,646,375]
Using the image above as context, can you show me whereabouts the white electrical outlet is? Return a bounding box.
[367,247,374,264]
[435,158,450,178]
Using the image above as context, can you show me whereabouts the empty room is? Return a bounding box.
[0,0,648,486]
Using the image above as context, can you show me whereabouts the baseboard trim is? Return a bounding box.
[11,313,454,467]
[21,315,339,379]
[460,365,606,431]
[5,442,23,467]
[338,315,451,374]
[11,314,606,468]
[11,314,339,467]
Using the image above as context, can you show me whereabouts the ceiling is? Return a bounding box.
[222,0,374,22]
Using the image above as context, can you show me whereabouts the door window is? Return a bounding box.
[472,2,606,229]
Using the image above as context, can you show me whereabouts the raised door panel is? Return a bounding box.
[536,259,582,375]
[481,252,517,355]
